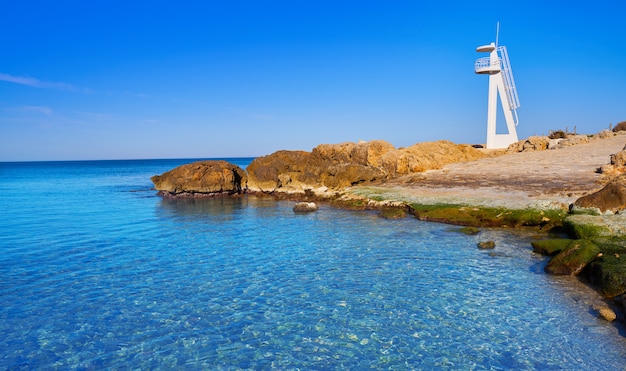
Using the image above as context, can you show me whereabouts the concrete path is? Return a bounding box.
[371,134,626,209]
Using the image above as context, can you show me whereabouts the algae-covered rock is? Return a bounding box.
[531,239,572,256]
[410,204,566,229]
[587,254,626,297]
[459,226,480,235]
[544,239,600,275]
[562,215,616,240]
[477,241,495,249]
[379,208,407,219]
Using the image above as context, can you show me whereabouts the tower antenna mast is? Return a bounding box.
[495,21,500,47]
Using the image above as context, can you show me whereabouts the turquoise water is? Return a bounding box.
[1,159,625,369]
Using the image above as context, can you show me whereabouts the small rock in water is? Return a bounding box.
[598,307,617,322]
[459,226,480,235]
[477,241,496,249]
[293,202,318,212]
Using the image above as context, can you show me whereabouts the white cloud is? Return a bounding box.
[0,72,91,93]
[20,106,54,115]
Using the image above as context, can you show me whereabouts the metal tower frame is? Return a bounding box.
[475,34,520,149]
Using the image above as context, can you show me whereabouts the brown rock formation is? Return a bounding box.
[507,134,593,153]
[574,178,626,213]
[151,160,247,196]
[246,140,485,195]
[507,136,550,153]
[389,140,484,175]
[293,202,318,212]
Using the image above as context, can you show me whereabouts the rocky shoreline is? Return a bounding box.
[151,129,626,325]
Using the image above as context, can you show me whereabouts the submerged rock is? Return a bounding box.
[293,202,318,212]
[531,239,572,256]
[459,226,480,235]
[477,241,495,249]
[151,160,247,196]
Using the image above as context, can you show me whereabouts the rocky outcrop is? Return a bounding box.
[587,255,626,297]
[574,178,626,214]
[246,147,388,196]
[246,140,484,196]
[559,214,626,297]
[600,145,626,177]
[507,136,550,153]
[151,160,247,196]
[508,134,591,153]
[385,140,484,176]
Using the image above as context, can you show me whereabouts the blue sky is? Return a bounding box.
[1,1,625,161]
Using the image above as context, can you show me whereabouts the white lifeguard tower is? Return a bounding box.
[474,26,520,149]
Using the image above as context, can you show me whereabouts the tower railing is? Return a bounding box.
[474,56,500,73]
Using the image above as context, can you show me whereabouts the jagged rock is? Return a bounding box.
[388,141,484,176]
[293,202,318,212]
[574,178,626,213]
[151,160,247,196]
[245,150,315,193]
[544,239,600,275]
[246,139,484,195]
[548,138,563,150]
[598,129,615,139]
[561,135,590,147]
[600,146,626,176]
[507,136,550,153]
[312,140,396,168]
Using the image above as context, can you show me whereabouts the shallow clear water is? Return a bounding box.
[1,159,625,369]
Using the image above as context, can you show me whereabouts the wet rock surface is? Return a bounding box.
[151,160,247,196]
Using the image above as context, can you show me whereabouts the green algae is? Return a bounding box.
[477,241,496,249]
[344,186,626,303]
[531,239,572,256]
[563,217,612,240]
[587,254,626,297]
[459,226,480,235]
[544,239,600,275]
[379,208,408,219]
[407,203,566,229]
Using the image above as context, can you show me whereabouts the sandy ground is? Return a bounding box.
[368,134,626,210]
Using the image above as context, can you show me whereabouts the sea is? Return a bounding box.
[1,158,625,369]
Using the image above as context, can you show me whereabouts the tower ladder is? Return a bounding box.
[497,46,520,125]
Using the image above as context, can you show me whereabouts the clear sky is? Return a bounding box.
[1,1,625,161]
